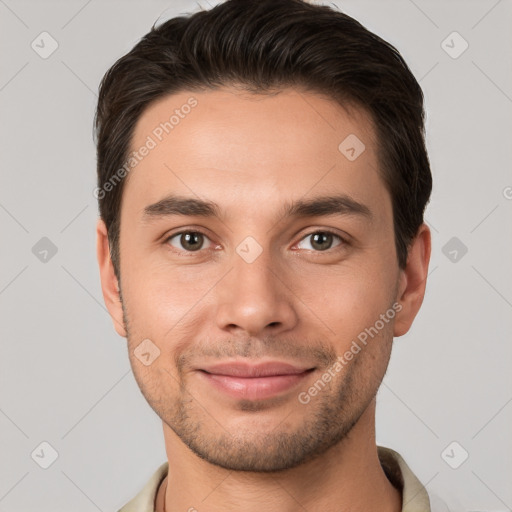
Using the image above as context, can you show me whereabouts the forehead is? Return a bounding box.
[123,87,386,218]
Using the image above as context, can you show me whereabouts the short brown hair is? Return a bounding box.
[95,0,432,278]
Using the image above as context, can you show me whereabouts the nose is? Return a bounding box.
[213,248,298,337]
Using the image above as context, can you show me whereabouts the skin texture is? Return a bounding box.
[97,87,431,512]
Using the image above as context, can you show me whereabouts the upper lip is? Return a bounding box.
[198,361,315,377]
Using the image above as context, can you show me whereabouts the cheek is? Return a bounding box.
[294,264,397,343]
[121,258,217,339]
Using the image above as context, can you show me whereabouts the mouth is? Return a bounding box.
[196,361,316,400]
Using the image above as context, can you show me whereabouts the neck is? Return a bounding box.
[156,399,401,512]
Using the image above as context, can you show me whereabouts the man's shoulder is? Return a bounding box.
[377,445,449,512]
[116,461,169,512]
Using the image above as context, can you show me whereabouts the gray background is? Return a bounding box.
[1,0,511,511]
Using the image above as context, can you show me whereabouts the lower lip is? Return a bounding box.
[197,370,314,400]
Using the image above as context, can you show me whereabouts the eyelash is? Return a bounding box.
[163,229,349,256]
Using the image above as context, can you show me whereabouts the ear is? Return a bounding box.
[394,223,431,337]
[96,218,127,338]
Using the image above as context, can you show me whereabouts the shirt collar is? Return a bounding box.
[118,445,431,512]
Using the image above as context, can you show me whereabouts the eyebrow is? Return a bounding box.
[141,193,372,222]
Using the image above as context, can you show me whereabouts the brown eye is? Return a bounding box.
[167,231,211,252]
[297,231,342,251]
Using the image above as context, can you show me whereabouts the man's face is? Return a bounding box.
[113,87,405,471]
